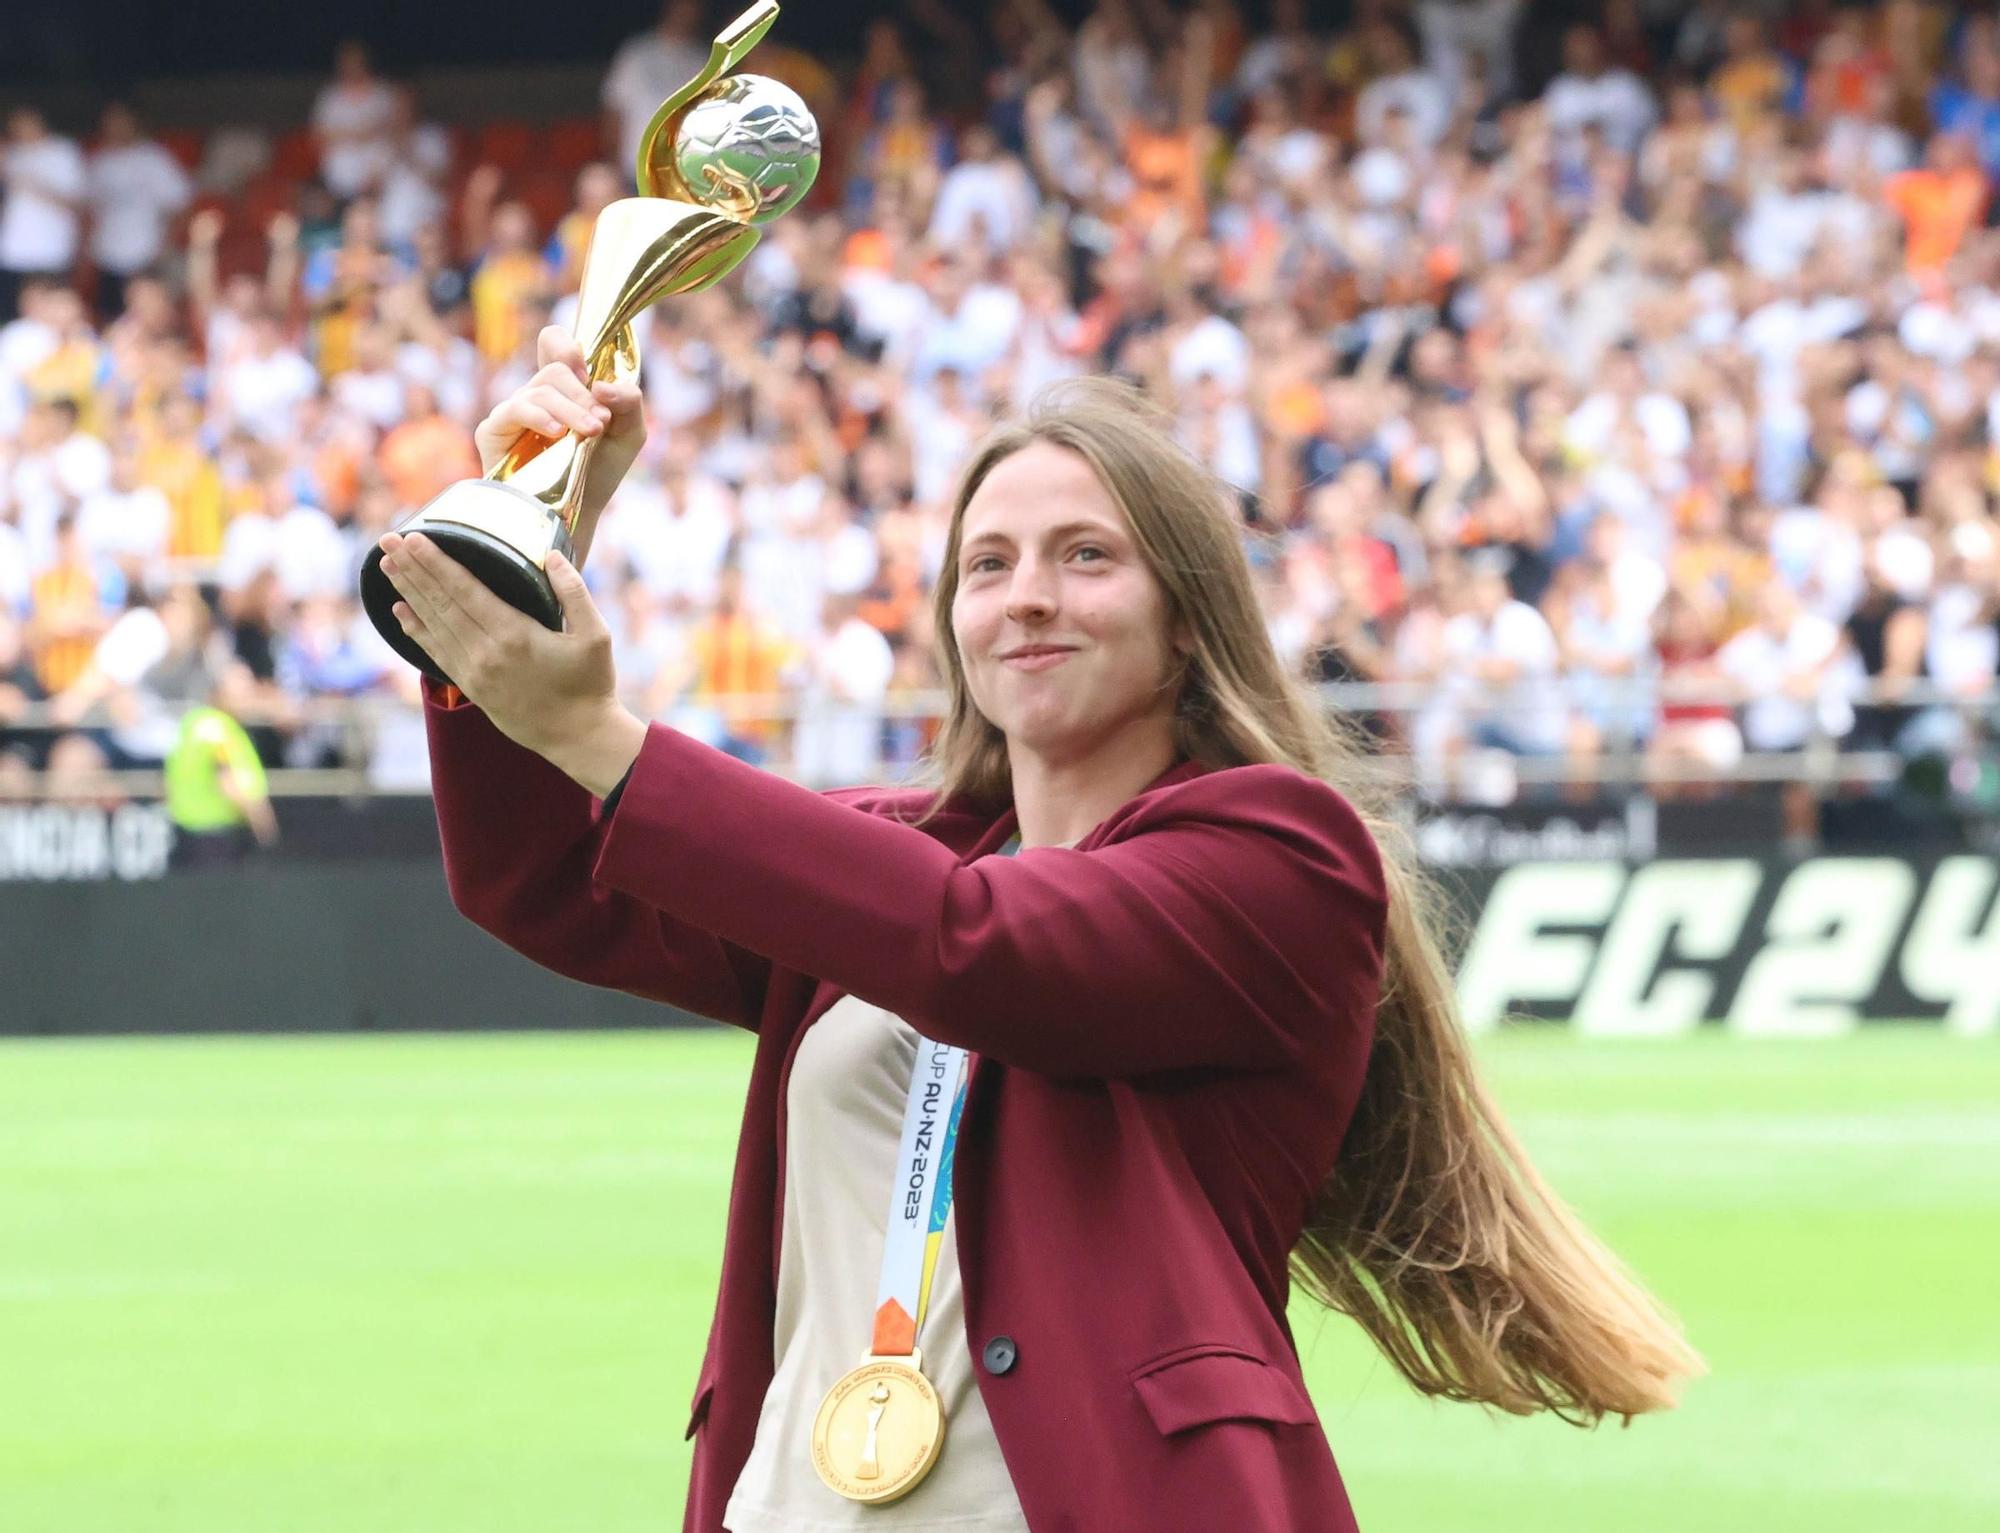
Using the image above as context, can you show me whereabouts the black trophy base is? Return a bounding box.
[359,482,575,687]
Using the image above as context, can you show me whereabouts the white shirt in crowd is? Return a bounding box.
[1565,389,1693,464]
[77,483,170,569]
[792,615,896,786]
[1718,612,1846,751]
[596,468,736,607]
[1443,599,1569,753]
[1543,67,1657,156]
[377,123,453,250]
[311,79,399,199]
[902,391,982,506]
[85,141,192,275]
[5,429,111,570]
[602,29,709,176]
[843,267,932,369]
[928,157,1037,253]
[218,502,349,602]
[219,344,319,443]
[1417,0,1525,101]
[1167,313,1251,394]
[274,502,351,600]
[331,365,406,431]
[1,133,88,272]
[911,284,1022,387]
[1354,68,1454,148]
[1926,582,1999,694]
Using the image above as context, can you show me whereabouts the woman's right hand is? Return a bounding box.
[474,325,648,559]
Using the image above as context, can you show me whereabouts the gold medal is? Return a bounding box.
[810,1350,947,1504]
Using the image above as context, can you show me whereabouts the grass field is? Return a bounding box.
[1,1029,1995,1533]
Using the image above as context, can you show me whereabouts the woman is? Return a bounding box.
[377,331,1700,1533]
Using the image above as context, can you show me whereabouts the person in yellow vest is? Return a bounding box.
[164,667,278,868]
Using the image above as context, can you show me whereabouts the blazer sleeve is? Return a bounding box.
[592,723,1389,1078]
[424,686,772,1028]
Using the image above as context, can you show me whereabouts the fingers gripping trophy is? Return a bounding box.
[359,0,820,684]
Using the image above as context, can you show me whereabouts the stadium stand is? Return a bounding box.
[1,0,1997,832]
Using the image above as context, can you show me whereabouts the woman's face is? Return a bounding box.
[951,441,1184,763]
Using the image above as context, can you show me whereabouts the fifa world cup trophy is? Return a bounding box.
[359,0,820,683]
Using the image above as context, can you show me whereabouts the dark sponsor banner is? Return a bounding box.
[1456,856,2000,1036]
[0,803,175,883]
[1412,800,1658,869]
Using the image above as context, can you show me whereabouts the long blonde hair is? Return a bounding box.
[912,378,1703,1423]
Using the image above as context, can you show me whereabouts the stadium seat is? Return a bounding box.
[158,127,206,171]
[514,168,572,234]
[546,115,603,174]
[473,120,536,174]
[271,127,319,183]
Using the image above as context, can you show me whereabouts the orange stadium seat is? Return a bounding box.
[514,168,572,234]
[271,127,319,183]
[158,128,205,171]
[473,120,536,174]
[236,172,296,233]
[546,115,602,173]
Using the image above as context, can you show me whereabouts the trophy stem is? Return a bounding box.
[488,198,761,536]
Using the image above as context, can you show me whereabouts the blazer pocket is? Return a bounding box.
[1129,1343,1318,1437]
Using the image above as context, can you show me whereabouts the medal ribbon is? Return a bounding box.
[866,833,1020,1357]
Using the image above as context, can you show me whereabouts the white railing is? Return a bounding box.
[3,678,1991,801]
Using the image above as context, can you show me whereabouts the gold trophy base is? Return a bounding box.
[359,479,575,687]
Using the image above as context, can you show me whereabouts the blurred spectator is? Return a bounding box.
[1544,24,1658,157]
[1884,129,1987,273]
[1444,551,1568,759]
[312,41,400,203]
[794,590,895,784]
[682,563,801,765]
[377,382,480,509]
[603,0,710,179]
[28,515,109,697]
[84,104,193,320]
[376,91,453,252]
[0,108,86,323]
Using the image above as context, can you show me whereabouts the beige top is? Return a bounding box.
[723,992,1032,1533]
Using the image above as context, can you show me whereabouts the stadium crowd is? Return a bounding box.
[3,0,2000,811]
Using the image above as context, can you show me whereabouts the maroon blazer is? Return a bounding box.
[425,692,1388,1533]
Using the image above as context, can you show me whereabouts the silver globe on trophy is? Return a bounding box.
[360,0,820,684]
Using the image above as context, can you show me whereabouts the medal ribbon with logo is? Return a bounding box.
[809,835,1019,1504]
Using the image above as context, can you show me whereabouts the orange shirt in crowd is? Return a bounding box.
[1123,126,1204,228]
[140,436,227,561]
[552,210,594,295]
[29,561,105,694]
[690,612,796,745]
[471,250,548,363]
[26,342,106,436]
[1884,165,1987,271]
[1710,53,1789,131]
[378,414,482,508]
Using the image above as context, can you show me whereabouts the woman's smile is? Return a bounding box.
[1003,648,1076,671]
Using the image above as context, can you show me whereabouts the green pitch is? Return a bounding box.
[1,1029,1994,1532]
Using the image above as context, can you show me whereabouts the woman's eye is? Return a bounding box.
[1073,546,1107,563]
[968,556,1003,574]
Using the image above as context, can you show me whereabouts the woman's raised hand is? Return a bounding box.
[374,533,644,798]
[473,324,648,553]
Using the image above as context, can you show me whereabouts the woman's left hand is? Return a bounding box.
[378,530,646,797]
